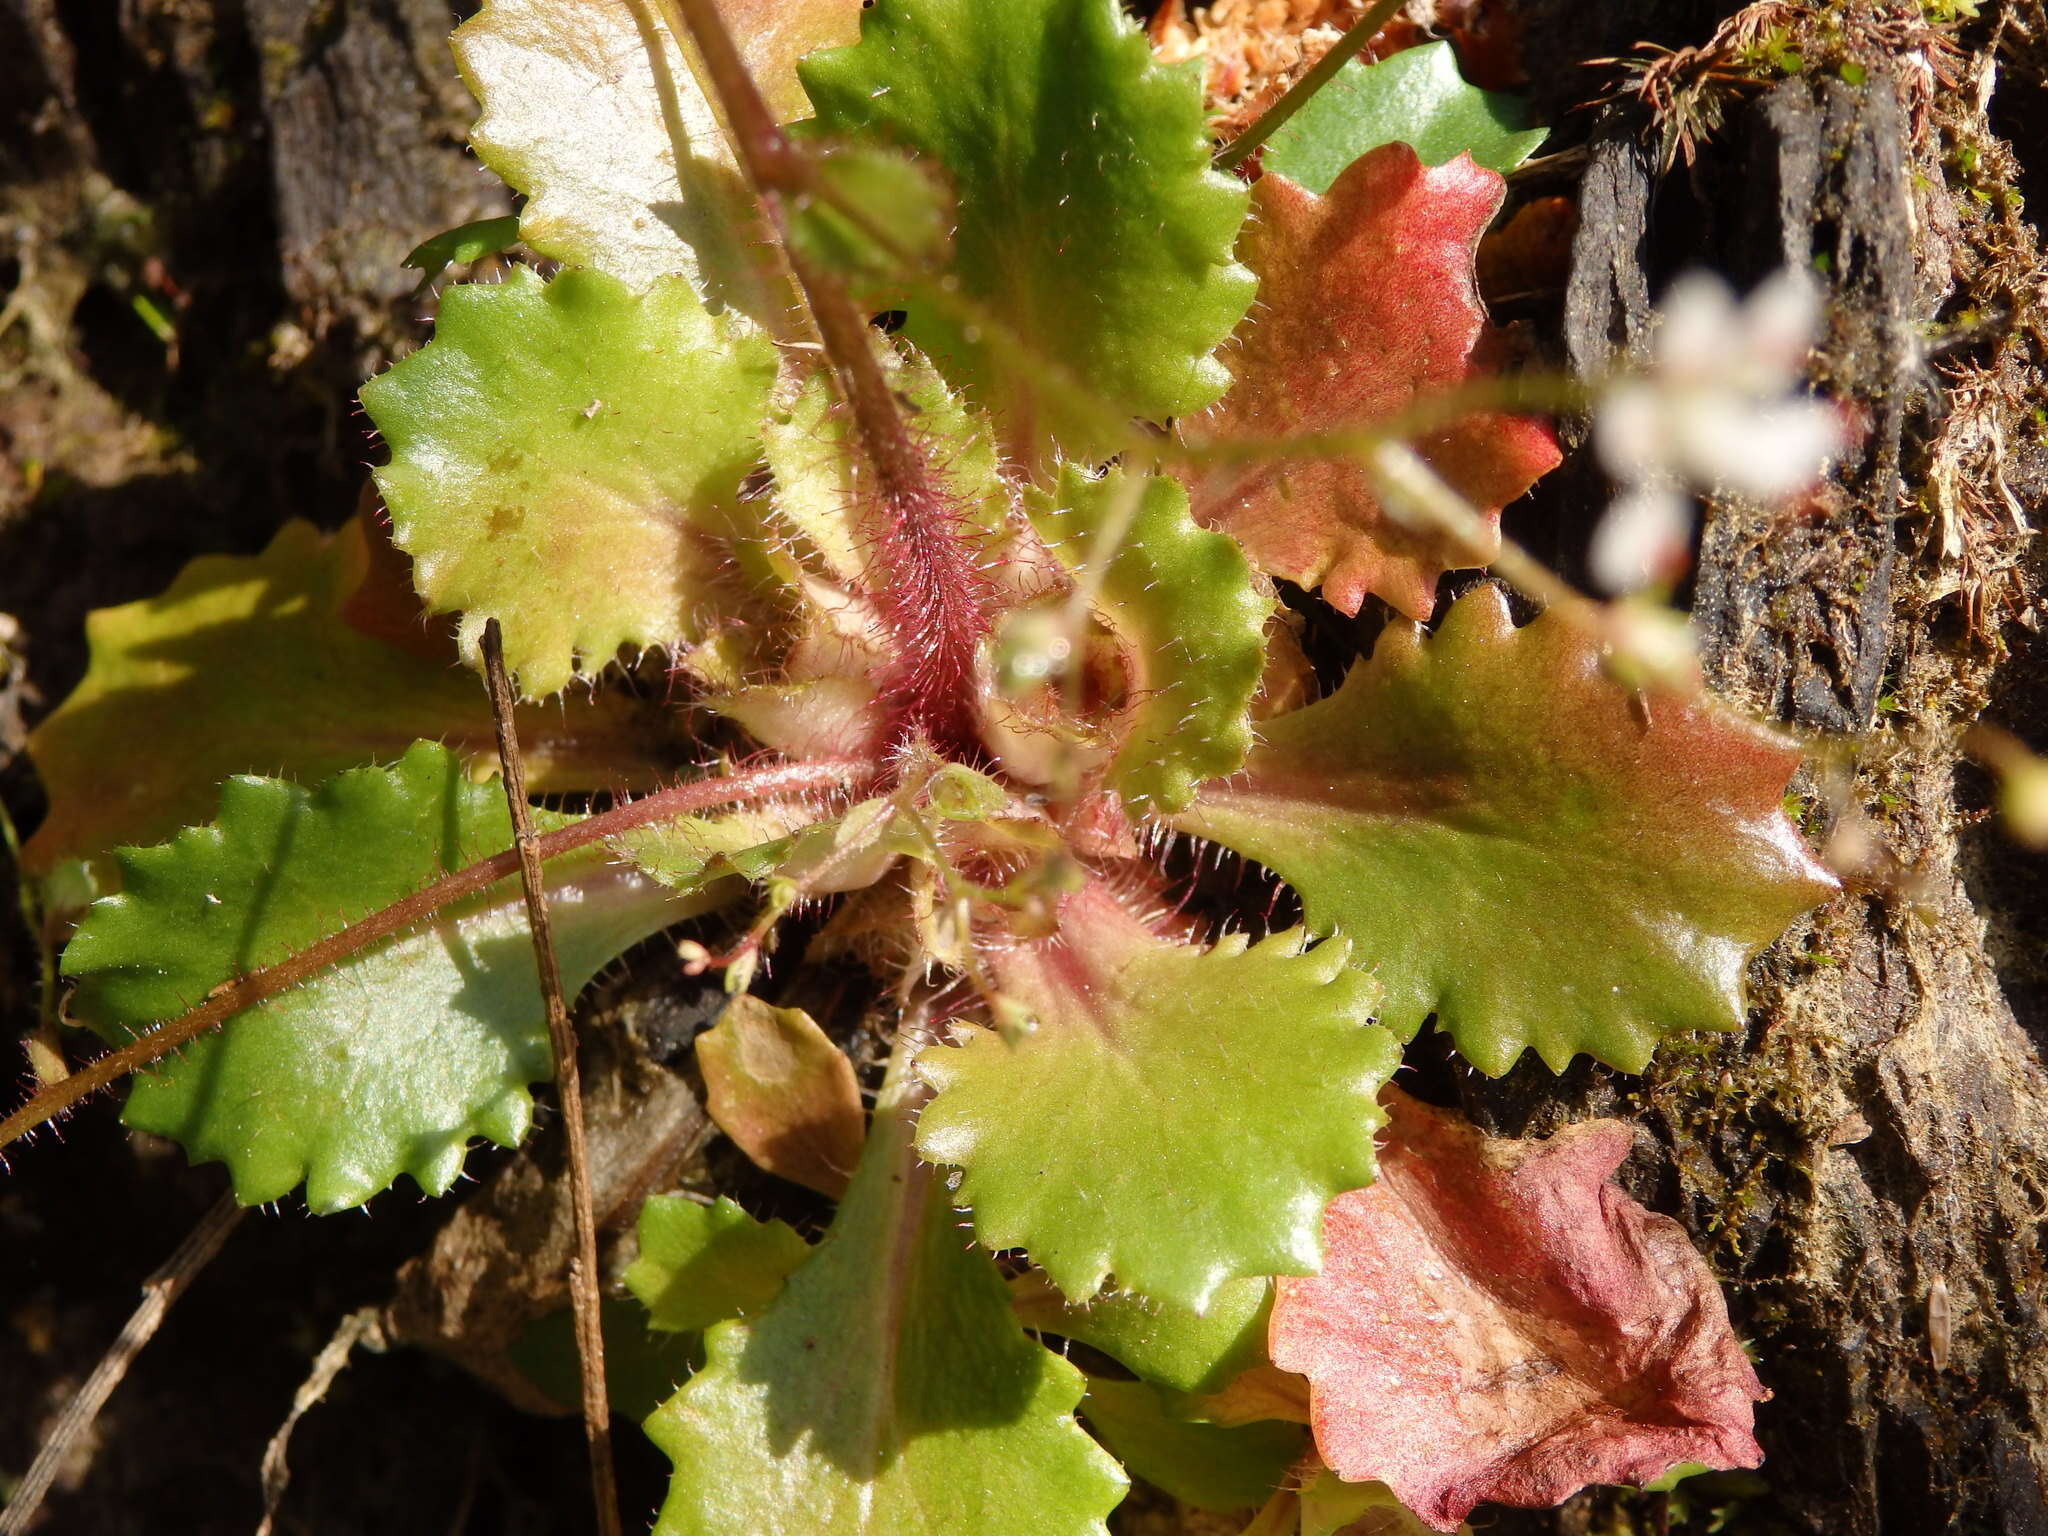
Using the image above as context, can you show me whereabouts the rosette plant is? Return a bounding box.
[4,0,1844,1530]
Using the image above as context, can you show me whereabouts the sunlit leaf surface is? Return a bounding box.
[1178,587,1837,1073]
[917,882,1395,1309]
[1271,1089,1768,1531]
[1180,149,1559,620]
[65,743,704,1210]
[22,519,669,873]
[363,266,776,697]
[646,1056,1124,1535]
[455,0,859,305]
[1263,42,1547,192]
[799,0,1253,460]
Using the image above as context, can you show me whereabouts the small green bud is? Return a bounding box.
[927,764,1008,821]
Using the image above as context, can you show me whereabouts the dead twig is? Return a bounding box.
[1212,0,1406,172]
[0,1193,245,1536]
[252,1307,387,1536]
[478,617,621,1536]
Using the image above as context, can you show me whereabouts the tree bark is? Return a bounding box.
[1466,6,2048,1531]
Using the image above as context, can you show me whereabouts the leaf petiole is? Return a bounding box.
[0,757,874,1156]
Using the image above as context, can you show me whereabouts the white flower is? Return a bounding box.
[1590,269,1844,592]
[1589,484,1694,595]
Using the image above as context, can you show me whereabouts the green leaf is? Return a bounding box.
[619,797,908,902]
[63,743,705,1211]
[362,265,778,698]
[626,1195,814,1332]
[916,882,1396,1310]
[1641,1461,1713,1494]
[454,0,859,308]
[614,804,830,894]
[798,0,1253,460]
[403,215,523,273]
[787,144,953,286]
[1081,1378,1305,1513]
[1263,42,1547,192]
[1175,587,1839,1075]
[1031,468,1271,814]
[1014,1273,1272,1397]
[16,522,450,868]
[511,1298,704,1422]
[19,519,672,875]
[645,1050,1124,1535]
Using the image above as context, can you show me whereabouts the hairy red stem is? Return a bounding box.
[667,0,992,758]
[0,758,871,1155]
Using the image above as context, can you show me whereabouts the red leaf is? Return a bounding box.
[1270,1089,1766,1531]
[1179,147,1560,619]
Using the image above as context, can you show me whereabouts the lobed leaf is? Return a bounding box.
[626,1194,813,1332]
[646,1053,1124,1535]
[1177,586,1838,1074]
[1269,1089,1768,1531]
[916,882,1396,1310]
[798,0,1254,461]
[362,265,777,698]
[1178,148,1560,620]
[1262,42,1547,192]
[63,743,709,1211]
[20,519,668,874]
[1030,468,1272,814]
[454,0,859,305]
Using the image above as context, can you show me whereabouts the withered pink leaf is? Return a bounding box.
[1178,147,1561,619]
[1270,1089,1767,1532]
